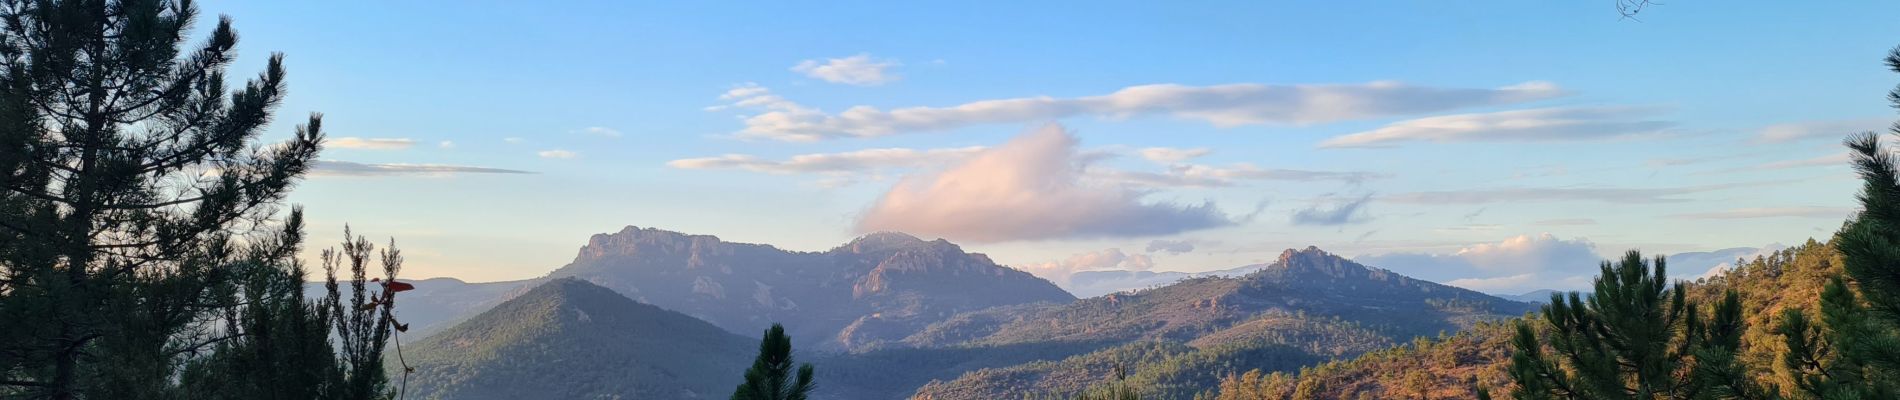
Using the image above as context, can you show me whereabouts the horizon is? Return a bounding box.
[195,0,1900,295]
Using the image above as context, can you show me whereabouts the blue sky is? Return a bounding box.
[203,1,1900,293]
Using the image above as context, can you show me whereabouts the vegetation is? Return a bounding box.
[0,1,401,399]
[731,323,816,400]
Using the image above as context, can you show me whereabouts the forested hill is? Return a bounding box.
[1204,238,1838,400]
[401,278,755,400]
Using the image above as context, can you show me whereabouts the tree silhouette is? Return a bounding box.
[731,323,815,400]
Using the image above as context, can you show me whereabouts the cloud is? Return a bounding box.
[667,146,985,175]
[1754,152,1850,170]
[1138,147,1213,163]
[326,137,416,150]
[1094,163,1385,188]
[714,81,1566,141]
[1318,106,1675,148]
[1290,195,1372,226]
[1384,183,1755,205]
[438,141,455,149]
[576,127,622,138]
[1533,218,1598,226]
[792,54,901,86]
[1754,118,1893,143]
[538,150,579,159]
[311,160,535,177]
[855,123,1236,242]
[1355,233,1604,293]
[1016,248,1155,286]
[1146,239,1196,254]
[1667,206,1853,220]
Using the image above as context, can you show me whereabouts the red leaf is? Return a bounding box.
[385,281,415,293]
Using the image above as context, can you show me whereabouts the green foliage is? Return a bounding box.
[1504,251,1766,399]
[733,323,815,400]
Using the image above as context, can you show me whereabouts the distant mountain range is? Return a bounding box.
[383,228,1545,399]
[1065,263,1268,298]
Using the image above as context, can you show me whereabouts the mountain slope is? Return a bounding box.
[905,247,1531,349]
[403,278,754,400]
[545,227,1074,351]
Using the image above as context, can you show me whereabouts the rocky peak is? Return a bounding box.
[837,231,960,255]
[572,225,721,263]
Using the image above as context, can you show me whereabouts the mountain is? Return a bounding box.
[1497,289,1562,304]
[1066,263,1270,298]
[544,227,1075,351]
[402,278,755,400]
[905,247,1531,349]
[897,247,1533,399]
[1204,239,1838,399]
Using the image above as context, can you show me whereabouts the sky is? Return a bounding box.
[199,1,1900,294]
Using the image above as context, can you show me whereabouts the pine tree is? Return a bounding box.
[1772,46,1900,396]
[0,0,324,398]
[732,323,816,400]
[1500,251,1764,399]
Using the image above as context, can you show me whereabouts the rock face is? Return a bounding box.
[544,227,1075,351]
[403,278,755,400]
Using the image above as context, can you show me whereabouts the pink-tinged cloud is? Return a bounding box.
[854,123,1234,242]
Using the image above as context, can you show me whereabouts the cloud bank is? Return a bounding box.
[715,81,1566,141]
[855,123,1236,242]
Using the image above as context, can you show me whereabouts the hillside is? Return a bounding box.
[402,278,755,400]
[894,247,1530,399]
[544,227,1075,351]
[1206,239,1836,399]
[904,247,1531,349]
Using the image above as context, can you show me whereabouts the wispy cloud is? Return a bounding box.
[538,150,579,159]
[713,81,1566,141]
[1094,163,1385,188]
[1138,147,1212,163]
[1291,195,1373,226]
[311,160,535,177]
[575,127,622,138]
[438,141,456,149]
[1146,239,1197,254]
[1318,106,1674,148]
[792,53,901,86]
[667,146,985,175]
[855,123,1237,242]
[1753,117,1892,143]
[1384,183,1758,205]
[1667,206,1853,220]
[326,137,417,150]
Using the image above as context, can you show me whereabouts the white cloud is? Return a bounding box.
[1756,152,1850,170]
[1138,147,1212,163]
[438,141,455,149]
[1318,106,1675,148]
[311,160,535,177]
[1355,233,1604,294]
[503,137,526,144]
[1532,218,1598,226]
[538,150,579,159]
[1668,206,1853,220]
[713,81,1566,141]
[1754,118,1892,143]
[1016,248,1155,286]
[667,146,985,175]
[576,127,623,138]
[855,123,1236,242]
[326,137,416,150]
[792,53,901,86]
